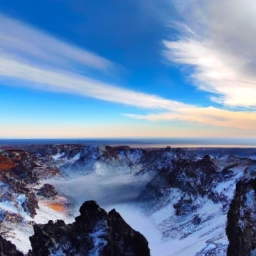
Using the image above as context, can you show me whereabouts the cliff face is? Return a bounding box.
[226,178,256,256]
[28,201,150,256]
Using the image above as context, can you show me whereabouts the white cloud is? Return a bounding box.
[0,13,188,111]
[0,14,114,71]
[0,52,187,111]
[126,0,256,132]
[163,0,256,108]
[0,14,113,72]
[1,11,256,135]
[125,106,256,131]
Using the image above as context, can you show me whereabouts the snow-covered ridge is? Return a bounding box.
[0,144,255,255]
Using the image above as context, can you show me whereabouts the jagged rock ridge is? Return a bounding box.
[0,201,149,256]
[28,200,150,256]
[1,144,256,255]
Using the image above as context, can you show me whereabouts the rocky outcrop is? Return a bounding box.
[103,209,149,256]
[0,235,23,256]
[226,178,256,256]
[9,181,39,218]
[29,201,150,256]
[21,192,38,218]
[37,184,58,198]
[139,155,221,206]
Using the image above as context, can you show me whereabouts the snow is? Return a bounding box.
[151,188,181,224]
[52,152,81,166]
[1,195,74,254]
[16,194,26,205]
[245,189,255,208]
[72,152,80,161]
[88,223,108,256]
[46,159,242,256]
[34,201,74,224]
[251,249,256,256]
[2,147,253,255]
[106,200,227,256]
[51,248,66,256]
[52,152,65,160]
[0,200,31,221]
[214,165,245,199]
[0,201,19,215]
[126,149,143,163]
[4,222,34,253]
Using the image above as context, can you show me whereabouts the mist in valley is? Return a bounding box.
[46,166,169,255]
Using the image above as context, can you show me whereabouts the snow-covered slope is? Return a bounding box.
[0,144,255,255]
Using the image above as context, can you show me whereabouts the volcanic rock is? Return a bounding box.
[28,200,150,256]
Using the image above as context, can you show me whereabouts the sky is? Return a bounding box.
[0,0,256,139]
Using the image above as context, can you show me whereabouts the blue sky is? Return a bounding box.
[0,0,256,138]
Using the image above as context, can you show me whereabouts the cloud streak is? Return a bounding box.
[0,14,188,111]
[125,106,256,131]
[163,0,256,109]
[1,11,256,134]
[0,55,189,110]
[0,14,113,72]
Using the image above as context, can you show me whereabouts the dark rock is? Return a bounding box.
[202,154,211,161]
[21,192,38,218]
[0,235,23,256]
[139,156,219,203]
[37,184,58,199]
[103,209,149,256]
[226,178,256,256]
[173,197,197,216]
[29,200,150,256]
[192,214,201,225]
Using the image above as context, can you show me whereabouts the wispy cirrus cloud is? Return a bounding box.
[163,0,256,109]
[0,55,189,110]
[124,0,256,132]
[0,14,113,72]
[0,13,187,111]
[1,11,256,134]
